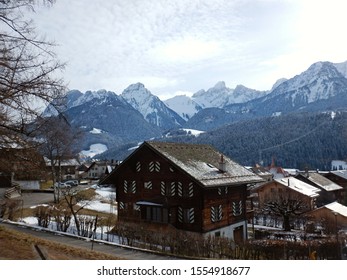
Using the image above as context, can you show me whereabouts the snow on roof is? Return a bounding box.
[330,170,347,180]
[147,141,264,188]
[305,172,342,191]
[324,202,347,218]
[275,177,320,198]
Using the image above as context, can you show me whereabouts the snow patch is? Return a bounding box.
[89,128,103,134]
[81,143,108,158]
[331,111,336,120]
[182,128,205,136]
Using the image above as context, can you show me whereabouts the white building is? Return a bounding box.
[331,160,347,171]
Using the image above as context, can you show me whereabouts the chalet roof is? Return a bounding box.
[275,177,321,198]
[330,170,347,180]
[248,165,272,177]
[321,201,347,218]
[146,141,263,188]
[301,172,342,191]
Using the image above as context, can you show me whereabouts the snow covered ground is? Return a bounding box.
[21,186,117,241]
[80,143,108,158]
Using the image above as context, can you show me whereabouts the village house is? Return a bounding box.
[309,201,347,230]
[0,148,46,191]
[296,172,343,206]
[248,164,273,182]
[45,158,80,181]
[86,160,119,180]
[324,170,347,206]
[102,141,263,242]
[255,176,321,212]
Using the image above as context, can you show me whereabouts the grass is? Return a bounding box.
[0,225,124,260]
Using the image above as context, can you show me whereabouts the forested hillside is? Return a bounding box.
[192,111,347,170]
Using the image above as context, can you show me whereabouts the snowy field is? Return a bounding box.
[21,186,118,241]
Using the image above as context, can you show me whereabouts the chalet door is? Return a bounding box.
[234,226,244,243]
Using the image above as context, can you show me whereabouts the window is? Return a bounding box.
[124,180,136,193]
[144,181,153,190]
[211,205,223,222]
[232,201,243,216]
[144,207,168,223]
[130,181,136,193]
[149,161,160,172]
[123,180,128,193]
[218,187,228,195]
[136,161,141,172]
[178,207,195,224]
[161,181,176,196]
[178,182,194,198]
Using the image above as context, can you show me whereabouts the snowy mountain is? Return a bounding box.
[188,81,266,110]
[229,84,267,103]
[60,89,162,157]
[263,61,347,103]
[334,61,347,78]
[192,81,232,108]
[121,83,185,130]
[187,61,347,130]
[164,94,203,121]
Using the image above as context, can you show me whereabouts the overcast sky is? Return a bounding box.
[32,0,347,100]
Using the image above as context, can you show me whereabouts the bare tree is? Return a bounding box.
[0,0,65,153]
[35,115,83,203]
[262,192,308,231]
[62,187,92,236]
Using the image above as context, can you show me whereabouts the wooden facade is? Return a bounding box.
[256,177,320,211]
[324,171,347,205]
[296,173,343,206]
[102,141,263,241]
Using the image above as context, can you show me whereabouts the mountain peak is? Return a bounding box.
[213,81,226,89]
[124,82,146,92]
[121,82,185,129]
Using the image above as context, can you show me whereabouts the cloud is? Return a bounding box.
[31,0,347,97]
[151,37,222,63]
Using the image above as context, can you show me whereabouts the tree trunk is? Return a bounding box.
[283,215,291,231]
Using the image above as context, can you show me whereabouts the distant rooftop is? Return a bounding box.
[303,172,342,191]
[330,170,347,180]
[275,177,321,198]
[324,201,347,218]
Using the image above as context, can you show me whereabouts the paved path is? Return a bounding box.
[0,221,182,260]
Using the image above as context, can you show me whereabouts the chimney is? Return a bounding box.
[219,154,226,173]
[305,166,309,178]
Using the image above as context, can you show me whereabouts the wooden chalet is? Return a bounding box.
[256,177,321,211]
[324,170,347,205]
[308,201,347,230]
[296,172,343,206]
[102,141,263,242]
